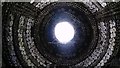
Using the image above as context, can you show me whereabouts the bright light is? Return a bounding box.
[54,21,75,44]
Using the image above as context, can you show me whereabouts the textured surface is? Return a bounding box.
[2,2,120,68]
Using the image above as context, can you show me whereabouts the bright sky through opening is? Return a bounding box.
[54,21,75,44]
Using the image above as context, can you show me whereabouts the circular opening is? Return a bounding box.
[54,21,75,44]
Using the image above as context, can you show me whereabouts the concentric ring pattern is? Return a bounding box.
[2,2,120,67]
